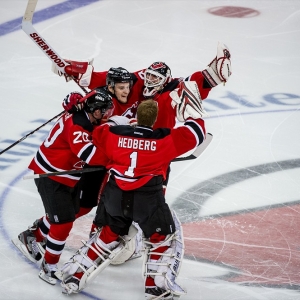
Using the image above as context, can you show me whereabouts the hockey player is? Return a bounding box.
[59,91,208,298]
[12,87,123,285]
[62,65,143,119]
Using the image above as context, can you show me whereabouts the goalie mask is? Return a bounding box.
[84,88,114,121]
[106,67,133,88]
[143,62,172,98]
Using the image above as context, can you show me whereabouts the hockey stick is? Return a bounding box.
[0,110,64,155]
[172,133,213,162]
[22,0,88,94]
[23,166,105,180]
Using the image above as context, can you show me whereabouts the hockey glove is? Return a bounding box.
[63,92,84,113]
[202,42,232,87]
[52,59,94,87]
[170,81,208,122]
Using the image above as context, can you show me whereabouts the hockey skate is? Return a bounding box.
[39,259,60,285]
[12,220,46,264]
[61,276,81,294]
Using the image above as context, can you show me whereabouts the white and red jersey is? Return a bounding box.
[87,68,212,129]
[28,111,107,187]
[91,118,206,191]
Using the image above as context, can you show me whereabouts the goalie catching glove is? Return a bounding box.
[202,41,232,87]
[52,58,94,87]
[170,81,208,122]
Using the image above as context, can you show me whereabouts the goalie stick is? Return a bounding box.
[22,0,88,94]
[22,133,213,180]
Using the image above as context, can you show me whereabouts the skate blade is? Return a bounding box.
[39,269,57,285]
[11,238,39,264]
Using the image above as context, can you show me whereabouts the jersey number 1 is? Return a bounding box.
[124,151,137,177]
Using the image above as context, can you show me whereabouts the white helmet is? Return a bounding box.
[143,62,172,98]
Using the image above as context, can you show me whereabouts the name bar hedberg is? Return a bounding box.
[118,137,156,151]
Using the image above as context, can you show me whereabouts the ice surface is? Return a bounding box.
[0,0,300,299]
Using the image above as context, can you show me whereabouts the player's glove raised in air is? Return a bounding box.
[63,92,84,113]
[170,81,208,122]
[52,59,94,87]
[202,42,232,87]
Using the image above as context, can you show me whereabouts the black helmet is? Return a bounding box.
[84,87,113,115]
[106,67,133,87]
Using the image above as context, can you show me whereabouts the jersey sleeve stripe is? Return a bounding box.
[83,144,97,164]
[35,149,81,179]
[184,119,205,146]
[78,142,94,161]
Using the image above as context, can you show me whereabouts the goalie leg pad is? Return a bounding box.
[61,225,138,294]
[143,210,186,298]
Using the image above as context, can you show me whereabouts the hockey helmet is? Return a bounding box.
[84,87,114,118]
[143,62,172,98]
[106,67,133,88]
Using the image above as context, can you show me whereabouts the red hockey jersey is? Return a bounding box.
[28,111,106,187]
[91,118,206,190]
